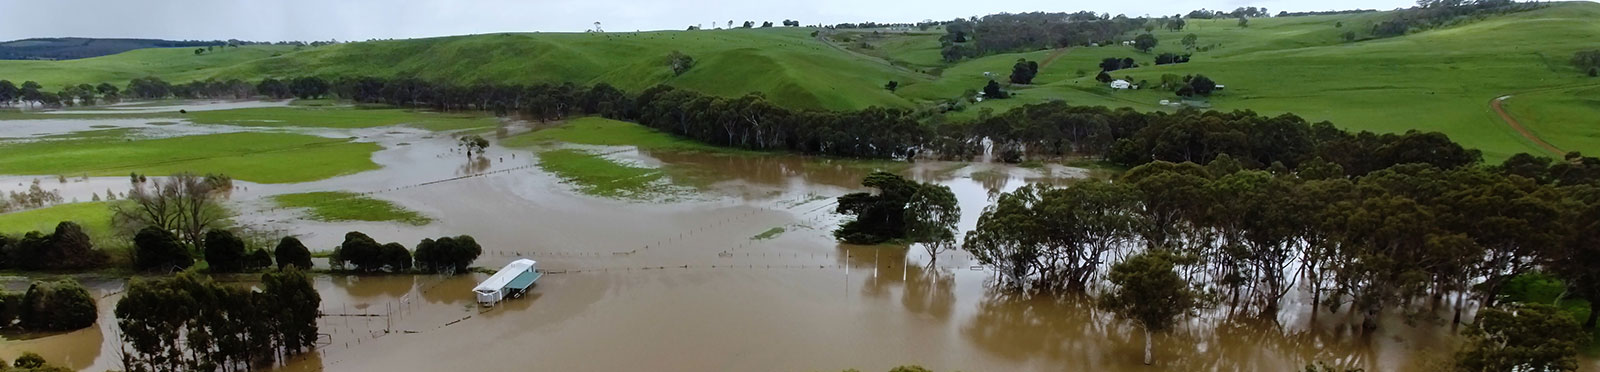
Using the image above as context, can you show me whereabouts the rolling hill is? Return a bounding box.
[1,2,1598,160]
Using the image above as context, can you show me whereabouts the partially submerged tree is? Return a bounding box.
[905,184,959,265]
[1456,303,1583,372]
[414,235,483,274]
[113,173,231,249]
[203,229,247,273]
[834,172,921,244]
[1098,251,1197,365]
[132,226,193,272]
[458,134,489,159]
[275,236,313,270]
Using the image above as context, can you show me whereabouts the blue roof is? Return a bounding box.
[506,270,541,290]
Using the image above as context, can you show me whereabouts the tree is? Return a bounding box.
[204,229,247,273]
[458,134,489,158]
[982,80,1008,99]
[1095,71,1114,83]
[1456,304,1583,372]
[380,242,412,272]
[1134,34,1159,52]
[1572,50,1600,72]
[742,21,754,28]
[19,81,42,107]
[0,80,17,105]
[20,279,98,331]
[246,249,272,271]
[275,236,313,270]
[114,173,229,249]
[1343,31,1358,42]
[1189,75,1218,96]
[194,48,204,55]
[667,50,695,75]
[133,226,193,271]
[1166,18,1186,31]
[884,81,899,92]
[256,78,292,99]
[906,184,959,265]
[1181,33,1198,50]
[260,269,321,356]
[1238,17,1250,28]
[1009,59,1039,84]
[413,235,483,274]
[289,76,329,99]
[331,231,383,272]
[1099,251,1197,365]
[761,21,774,28]
[834,172,921,244]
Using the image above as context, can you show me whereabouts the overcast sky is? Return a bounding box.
[2,0,1430,42]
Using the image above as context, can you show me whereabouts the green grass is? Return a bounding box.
[501,116,734,152]
[0,132,381,183]
[1500,272,1600,355]
[3,3,1600,161]
[272,191,431,225]
[751,227,785,240]
[1502,84,1600,154]
[185,106,499,130]
[536,149,688,199]
[0,202,115,238]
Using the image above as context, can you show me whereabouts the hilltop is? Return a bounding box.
[1,2,1598,160]
[0,37,222,60]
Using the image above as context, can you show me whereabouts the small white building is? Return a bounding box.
[473,259,542,307]
[1109,80,1132,90]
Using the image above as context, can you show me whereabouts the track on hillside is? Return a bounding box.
[1491,95,1565,156]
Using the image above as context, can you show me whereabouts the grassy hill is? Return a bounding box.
[2,2,1598,160]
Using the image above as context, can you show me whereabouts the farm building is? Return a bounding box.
[473,259,542,306]
[1110,80,1132,90]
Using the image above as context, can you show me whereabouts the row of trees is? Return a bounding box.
[1371,0,1540,38]
[329,231,483,274]
[939,12,1149,61]
[0,79,120,107]
[963,152,1600,324]
[0,221,110,270]
[116,270,320,372]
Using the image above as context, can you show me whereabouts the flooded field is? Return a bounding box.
[0,103,1590,372]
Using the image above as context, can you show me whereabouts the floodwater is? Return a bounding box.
[0,110,1592,372]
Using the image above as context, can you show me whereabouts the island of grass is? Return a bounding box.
[185,106,499,131]
[536,149,688,199]
[751,227,785,240]
[502,117,737,153]
[0,132,381,184]
[272,191,431,225]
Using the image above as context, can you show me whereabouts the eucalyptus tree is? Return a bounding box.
[1099,251,1198,365]
[906,184,959,265]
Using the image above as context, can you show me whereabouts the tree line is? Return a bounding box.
[939,12,1151,61]
[1371,0,1541,38]
[116,270,320,372]
[329,231,483,274]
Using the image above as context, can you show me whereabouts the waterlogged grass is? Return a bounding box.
[502,117,735,152]
[751,227,785,240]
[272,191,431,225]
[0,132,381,183]
[537,149,691,199]
[185,106,499,130]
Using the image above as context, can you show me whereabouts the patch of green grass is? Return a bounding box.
[0,132,381,183]
[0,202,115,238]
[751,227,785,240]
[185,106,498,130]
[501,117,735,152]
[1501,272,1600,355]
[1502,85,1600,155]
[272,191,431,225]
[537,149,687,199]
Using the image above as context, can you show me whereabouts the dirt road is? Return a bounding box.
[1491,95,1565,156]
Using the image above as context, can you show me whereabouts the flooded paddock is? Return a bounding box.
[0,111,1591,371]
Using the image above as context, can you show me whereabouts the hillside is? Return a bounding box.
[0,37,220,60]
[1,2,1598,160]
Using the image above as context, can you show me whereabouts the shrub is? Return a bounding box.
[275,236,313,270]
[203,230,247,273]
[133,227,193,272]
[20,279,97,331]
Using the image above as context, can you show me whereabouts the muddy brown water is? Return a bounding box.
[0,114,1592,371]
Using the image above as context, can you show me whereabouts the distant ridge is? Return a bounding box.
[0,38,218,60]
